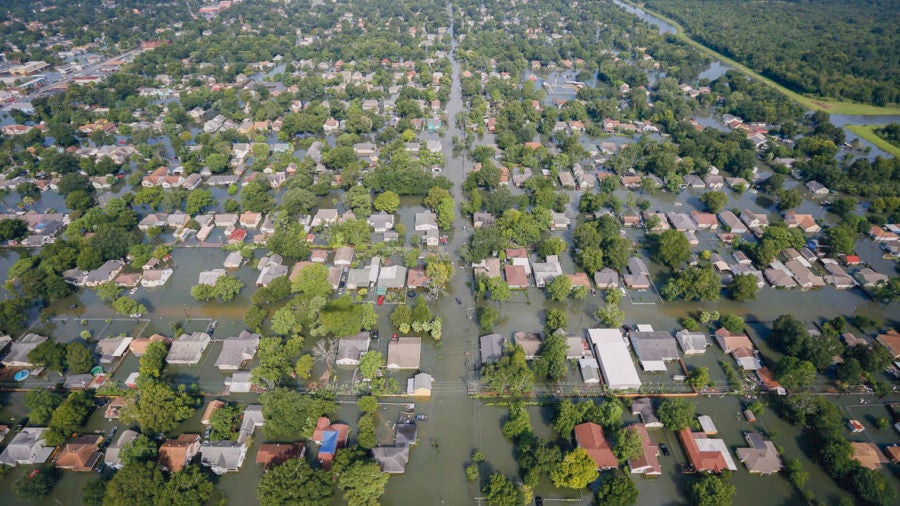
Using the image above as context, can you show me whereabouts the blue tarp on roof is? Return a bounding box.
[319,430,338,455]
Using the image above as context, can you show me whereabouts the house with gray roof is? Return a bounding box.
[387,337,421,369]
[226,371,254,394]
[200,441,247,474]
[1,333,48,367]
[395,423,418,447]
[532,255,562,288]
[514,332,543,360]
[667,212,696,232]
[333,246,354,266]
[372,446,409,473]
[198,269,227,286]
[215,331,260,370]
[594,268,619,289]
[415,212,439,233]
[675,330,708,355]
[736,433,782,475]
[629,330,680,371]
[480,333,506,364]
[166,332,211,365]
[368,212,395,233]
[631,398,663,428]
[0,428,53,466]
[255,263,288,287]
[84,260,125,287]
[718,211,747,234]
[96,336,133,363]
[104,430,138,469]
[336,332,371,366]
[378,265,407,290]
[238,405,264,444]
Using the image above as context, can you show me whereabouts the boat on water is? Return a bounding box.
[13,370,29,381]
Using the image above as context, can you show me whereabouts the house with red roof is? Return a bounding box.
[573,422,618,470]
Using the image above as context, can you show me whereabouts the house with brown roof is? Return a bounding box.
[406,268,430,289]
[504,265,529,289]
[55,435,104,472]
[851,442,887,470]
[715,329,761,370]
[875,329,900,359]
[202,400,226,425]
[627,424,661,476]
[574,423,619,470]
[333,246,354,266]
[566,273,592,291]
[691,212,718,230]
[387,337,421,369]
[256,443,305,469]
[784,211,820,233]
[677,428,736,473]
[869,225,899,242]
[513,332,542,360]
[159,434,201,472]
[128,334,168,356]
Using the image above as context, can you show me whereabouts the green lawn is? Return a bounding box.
[627,1,900,117]
[847,125,900,158]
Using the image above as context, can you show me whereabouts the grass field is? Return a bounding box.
[626,1,900,117]
[847,125,900,158]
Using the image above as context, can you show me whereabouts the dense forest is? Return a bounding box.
[644,0,900,106]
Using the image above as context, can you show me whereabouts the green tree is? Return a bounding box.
[595,470,639,506]
[654,229,691,268]
[774,356,817,391]
[209,403,242,441]
[213,274,243,301]
[390,304,413,332]
[720,314,745,334]
[727,274,758,301]
[550,447,599,489]
[159,465,214,505]
[435,197,455,229]
[15,466,60,500]
[660,266,720,301]
[373,191,400,213]
[825,225,857,255]
[118,434,158,465]
[595,302,625,327]
[257,458,334,506]
[25,390,64,425]
[776,188,803,211]
[786,458,808,488]
[252,336,303,390]
[185,188,215,214]
[260,389,337,441]
[241,179,274,213]
[657,399,696,431]
[358,396,378,414]
[545,275,572,301]
[125,382,197,433]
[103,462,165,506]
[82,479,106,506]
[545,309,567,333]
[28,340,67,373]
[356,413,377,450]
[503,402,532,440]
[96,281,122,302]
[138,341,168,382]
[482,345,534,395]
[482,473,525,506]
[614,426,644,461]
[538,237,567,258]
[112,296,147,317]
[479,305,500,331]
[687,367,713,391]
[290,263,332,298]
[66,341,94,374]
[700,192,728,213]
[46,391,94,445]
[553,399,587,438]
[338,460,389,506]
[691,474,736,506]
[359,351,384,380]
[534,332,568,381]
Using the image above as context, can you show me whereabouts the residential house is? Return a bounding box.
[214,331,260,370]
[675,330,708,355]
[806,181,829,195]
[683,174,706,188]
[256,443,305,469]
[588,328,642,391]
[574,423,619,470]
[372,446,410,474]
[472,212,494,229]
[223,251,243,269]
[504,265,529,289]
[201,441,247,474]
[0,428,53,466]
[678,428,737,473]
[55,435,103,472]
[628,424,661,476]
[506,248,531,274]
[513,332,542,360]
[579,358,602,384]
[558,171,576,189]
[784,211,821,233]
[415,212,439,232]
[139,213,168,231]
[377,265,407,290]
[202,400,226,425]
[407,372,433,397]
[718,210,747,234]
[667,212,696,232]
[239,211,262,229]
[740,209,769,232]
[159,434,201,472]
[311,209,339,228]
[473,258,502,280]
[736,433,782,475]
[593,268,619,289]
[480,333,506,364]
[141,268,173,288]
[691,212,718,230]
[1,333,48,367]
[104,430,138,469]
[869,225,899,242]
[851,442,887,470]
[166,332,211,365]
[225,371,254,394]
[631,398,663,428]
[335,332,371,366]
[629,330,680,371]
[876,329,900,359]
[387,337,422,369]
[550,212,571,231]
[406,268,430,290]
[368,212,395,233]
[532,255,563,288]
[855,267,889,287]
[624,257,651,289]
[715,329,761,371]
[198,269,226,286]
[333,246,354,266]
[83,260,125,287]
[785,259,825,289]
[128,334,168,357]
[96,336,133,363]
